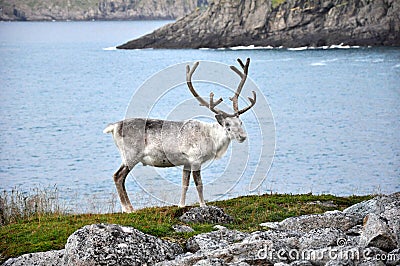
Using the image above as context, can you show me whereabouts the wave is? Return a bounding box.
[229,45,275,50]
[103,46,117,51]
[327,43,361,49]
[201,45,275,50]
[208,43,364,51]
[287,46,309,51]
[289,43,361,50]
[311,62,327,66]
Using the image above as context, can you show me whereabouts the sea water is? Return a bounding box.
[0,21,399,212]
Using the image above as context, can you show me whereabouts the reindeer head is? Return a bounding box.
[186,58,256,143]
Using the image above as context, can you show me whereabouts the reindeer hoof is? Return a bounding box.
[122,206,135,213]
[178,203,185,208]
[199,203,207,208]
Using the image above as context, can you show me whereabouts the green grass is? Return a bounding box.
[272,0,286,8]
[0,193,373,263]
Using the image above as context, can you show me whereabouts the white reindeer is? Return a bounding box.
[104,58,256,212]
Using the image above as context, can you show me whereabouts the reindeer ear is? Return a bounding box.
[215,114,224,126]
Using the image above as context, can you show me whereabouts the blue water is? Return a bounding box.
[0,21,399,212]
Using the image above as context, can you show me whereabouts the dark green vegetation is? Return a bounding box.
[271,0,286,8]
[0,192,372,263]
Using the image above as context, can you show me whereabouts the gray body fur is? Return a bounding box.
[105,118,231,170]
[104,116,246,212]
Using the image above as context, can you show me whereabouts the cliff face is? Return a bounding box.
[117,0,400,49]
[0,0,208,21]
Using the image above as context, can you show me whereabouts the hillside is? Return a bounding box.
[0,0,208,21]
[118,0,400,49]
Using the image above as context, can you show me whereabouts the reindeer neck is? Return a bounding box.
[210,123,231,159]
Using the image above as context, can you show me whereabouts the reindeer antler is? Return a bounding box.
[229,58,256,116]
[186,58,256,117]
[186,62,230,116]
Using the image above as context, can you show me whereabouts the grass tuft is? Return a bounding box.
[271,0,286,8]
[0,186,66,226]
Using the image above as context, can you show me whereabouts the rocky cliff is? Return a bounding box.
[0,0,208,21]
[118,0,400,49]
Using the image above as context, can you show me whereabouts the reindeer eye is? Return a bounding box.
[225,123,230,127]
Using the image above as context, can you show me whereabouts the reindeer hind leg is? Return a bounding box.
[113,164,135,213]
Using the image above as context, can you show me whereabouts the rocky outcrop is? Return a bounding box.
[0,0,208,21]
[3,194,400,265]
[118,0,400,49]
[2,250,64,266]
[260,210,362,233]
[186,226,249,253]
[343,193,400,219]
[179,206,234,224]
[63,224,183,265]
[359,213,397,252]
[162,193,400,265]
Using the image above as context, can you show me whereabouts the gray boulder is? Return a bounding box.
[359,213,397,251]
[325,260,354,266]
[386,248,400,266]
[63,224,183,266]
[380,201,400,248]
[155,251,204,266]
[305,246,361,266]
[260,211,359,233]
[186,228,249,253]
[192,258,227,266]
[244,230,301,248]
[357,247,387,266]
[357,259,385,266]
[158,239,292,265]
[345,225,363,236]
[206,240,292,265]
[2,250,64,266]
[343,193,400,220]
[172,224,194,233]
[289,261,312,266]
[179,206,233,224]
[298,228,346,250]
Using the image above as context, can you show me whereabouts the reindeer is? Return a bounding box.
[103,58,256,213]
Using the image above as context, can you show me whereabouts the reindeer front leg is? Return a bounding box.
[193,170,206,207]
[178,169,191,207]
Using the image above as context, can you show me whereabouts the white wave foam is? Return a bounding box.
[230,45,274,50]
[288,43,361,51]
[288,46,308,51]
[103,46,117,51]
[211,45,274,50]
[328,43,360,49]
[199,43,363,51]
[311,62,327,66]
